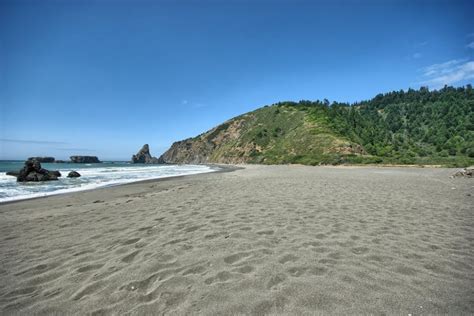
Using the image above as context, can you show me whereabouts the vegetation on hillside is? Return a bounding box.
[160,85,474,167]
[278,84,473,166]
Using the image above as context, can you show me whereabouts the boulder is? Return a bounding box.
[16,159,60,182]
[131,144,162,164]
[452,166,473,178]
[67,171,81,178]
[49,170,62,177]
[55,160,66,163]
[27,157,55,163]
[70,156,101,163]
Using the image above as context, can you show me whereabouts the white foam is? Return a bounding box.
[0,165,216,203]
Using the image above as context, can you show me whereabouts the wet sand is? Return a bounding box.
[0,165,473,314]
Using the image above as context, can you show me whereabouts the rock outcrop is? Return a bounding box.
[27,157,55,163]
[131,144,162,164]
[159,139,215,164]
[452,167,473,178]
[70,156,101,163]
[68,171,81,178]
[16,160,61,182]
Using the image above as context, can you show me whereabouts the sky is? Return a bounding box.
[1,0,473,160]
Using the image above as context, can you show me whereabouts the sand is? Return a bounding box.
[0,165,473,315]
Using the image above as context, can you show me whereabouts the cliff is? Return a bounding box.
[159,104,365,165]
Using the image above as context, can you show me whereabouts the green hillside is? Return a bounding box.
[159,85,474,167]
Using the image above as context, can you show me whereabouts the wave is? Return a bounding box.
[0,164,216,203]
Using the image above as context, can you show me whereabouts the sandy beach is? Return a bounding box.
[0,165,472,315]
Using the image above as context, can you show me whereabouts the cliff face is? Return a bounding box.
[158,105,366,165]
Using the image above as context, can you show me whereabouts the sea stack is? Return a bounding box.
[27,157,55,163]
[131,144,162,164]
[16,159,61,182]
[70,156,101,163]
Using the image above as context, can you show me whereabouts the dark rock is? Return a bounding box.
[27,157,55,163]
[67,171,81,178]
[55,160,66,163]
[6,171,20,177]
[70,156,101,163]
[49,170,62,177]
[131,144,162,164]
[17,159,60,182]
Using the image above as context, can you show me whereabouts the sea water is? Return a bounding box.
[0,161,216,203]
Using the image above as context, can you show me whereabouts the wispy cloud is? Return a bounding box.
[467,41,474,49]
[0,138,68,145]
[55,148,97,152]
[181,100,188,105]
[413,52,422,59]
[419,59,474,88]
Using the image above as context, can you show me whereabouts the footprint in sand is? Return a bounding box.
[77,263,104,273]
[256,230,274,235]
[278,254,299,264]
[267,274,286,289]
[234,265,254,274]
[204,271,234,284]
[287,266,307,277]
[122,238,141,245]
[224,252,251,264]
[182,265,207,276]
[122,250,140,263]
[72,281,104,300]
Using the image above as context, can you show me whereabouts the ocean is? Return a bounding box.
[0,161,216,203]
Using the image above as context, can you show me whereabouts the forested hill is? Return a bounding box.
[159,85,474,167]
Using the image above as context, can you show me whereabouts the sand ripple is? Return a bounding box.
[0,165,473,314]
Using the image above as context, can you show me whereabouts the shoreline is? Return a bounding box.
[0,164,241,206]
[1,162,466,206]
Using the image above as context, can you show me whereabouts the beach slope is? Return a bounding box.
[0,165,472,314]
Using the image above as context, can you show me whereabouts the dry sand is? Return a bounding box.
[0,165,473,315]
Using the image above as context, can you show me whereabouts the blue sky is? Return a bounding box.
[1,0,473,160]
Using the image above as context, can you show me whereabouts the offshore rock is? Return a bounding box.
[27,157,55,163]
[17,160,60,182]
[131,144,162,164]
[70,156,101,163]
[67,171,81,178]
